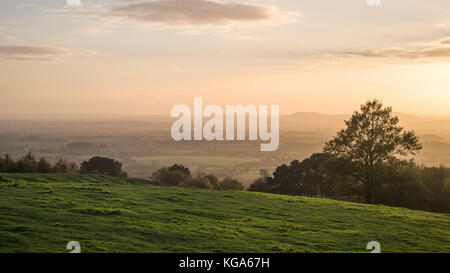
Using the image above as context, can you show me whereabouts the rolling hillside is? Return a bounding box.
[0,174,449,253]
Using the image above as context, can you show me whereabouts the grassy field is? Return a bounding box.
[0,173,449,253]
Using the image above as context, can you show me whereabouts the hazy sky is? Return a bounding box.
[1,0,450,116]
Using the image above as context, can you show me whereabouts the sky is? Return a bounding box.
[0,0,450,117]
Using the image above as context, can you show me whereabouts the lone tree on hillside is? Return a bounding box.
[80,156,127,177]
[323,100,422,203]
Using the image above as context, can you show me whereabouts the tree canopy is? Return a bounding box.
[323,99,422,203]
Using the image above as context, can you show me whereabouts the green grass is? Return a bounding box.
[132,155,261,167]
[0,173,449,253]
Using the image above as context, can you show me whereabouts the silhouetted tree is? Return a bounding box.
[53,159,78,173]
[421,166,449,212]
[248,178,273,193]
[248,169,274,193]
[272,163,296,195]
[168,164,191,176]
[37,158,52,173]
[15,153,37,173]
[150,167,190,186]
[373,160,431,210]
[324,100,422,203]
[80,156,126,177]
[3,154,15,172]
[0,154,4,172]
[299,153,332,197]
[319,156,361,199]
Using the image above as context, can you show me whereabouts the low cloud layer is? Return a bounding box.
[341,37,450,61]
[107,0,291,26]
[0,45,69,61]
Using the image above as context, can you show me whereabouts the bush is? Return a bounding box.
[181,176,213,190]
[204,175,219,189]
[248,178,272,193]
[80,157,126,177]
[151,165,243,191]
[217,178,245,191]
[168,164,191,176]
[151,167,190,186]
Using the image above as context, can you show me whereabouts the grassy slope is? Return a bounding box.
[0,173,449,253]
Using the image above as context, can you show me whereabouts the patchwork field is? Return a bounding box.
[132,155,262,167]
[0,173,449,253]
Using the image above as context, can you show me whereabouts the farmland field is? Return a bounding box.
[132,156,262,167]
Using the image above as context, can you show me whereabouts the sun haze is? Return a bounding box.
[1,0,450,117]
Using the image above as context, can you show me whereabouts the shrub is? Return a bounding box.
[80,157,126,177]
[217,178,245,191]
[248,178,272,193]
[151,168,190,186]
[168,164,191,176]
[181,176,213,190]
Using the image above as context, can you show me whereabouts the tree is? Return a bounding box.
[204,174,219,189]
[168,164,191,176]
[37,158,52,173]
[0,154,14,173]
[80,156,126,177]
[324,100,422,203]
[248,178,273,193]
[0,154,4,172]
[298,153,332,197]
[248,169,274,193]
[3,154,15,172]
[24,152,35,161]
[421,166,448,212]
[15,153,37,173]
[374,160,431,211]
[319,156,361,199]
[271,163,296,195]
[161,170,190,186]
[53,159,75,173]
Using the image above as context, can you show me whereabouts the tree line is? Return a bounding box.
[0,153,245,191]
[0,154,127,177]
[0,153,78,174]
[249,100,450,213]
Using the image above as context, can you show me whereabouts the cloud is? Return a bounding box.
[104,0,295,26]
[339,37,450,61]
[0,45,70,62]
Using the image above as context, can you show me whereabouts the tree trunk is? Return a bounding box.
[366,191,372,204]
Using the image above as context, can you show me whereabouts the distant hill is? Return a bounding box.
[0,173,448,253]
[280,112,450,135]
[281,112,349,132]
[2,111,450,137]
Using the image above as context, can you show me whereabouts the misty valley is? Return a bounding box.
[1,112,450,186]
